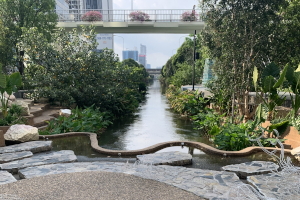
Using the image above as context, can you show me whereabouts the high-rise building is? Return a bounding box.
[123,51,139,62]
[56,0,69,21]
[140,44,146,55]
[139,44,147,68]
[146,64,151,69]
[139,55,146,67]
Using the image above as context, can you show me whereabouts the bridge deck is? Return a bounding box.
[57,21,205,34]
[56,9,206,34]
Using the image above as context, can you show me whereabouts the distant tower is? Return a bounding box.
[139,44,147,67]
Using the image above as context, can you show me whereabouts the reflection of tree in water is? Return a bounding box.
[98,115,139,150]
[51,136,102,158]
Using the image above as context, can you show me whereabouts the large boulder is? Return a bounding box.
[4,92,16,102]
[4,125,39,143]
[12,101,30,116]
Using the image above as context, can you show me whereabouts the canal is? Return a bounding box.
[51,80,298,170]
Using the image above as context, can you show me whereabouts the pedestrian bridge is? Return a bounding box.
[56,9,206,34]
[147,69,162,75]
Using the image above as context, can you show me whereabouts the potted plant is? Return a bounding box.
[181,11,198,21]
[81,11,103,22]
[129,11,150,22]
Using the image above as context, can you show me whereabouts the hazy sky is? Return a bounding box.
[112,0,199,68]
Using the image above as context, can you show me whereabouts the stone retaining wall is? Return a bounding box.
[39,132,292,156]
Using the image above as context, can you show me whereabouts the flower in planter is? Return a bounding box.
[181,11,199,21]
[81,11,102,22]
[129,11,150,22]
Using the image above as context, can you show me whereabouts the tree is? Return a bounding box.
[161,37,207,86]
[0,0,58,73]
[275,0,300,66]
[19,26,148,116]
[200,0,288,119]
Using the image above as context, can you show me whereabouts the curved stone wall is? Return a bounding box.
[39,132,292,156]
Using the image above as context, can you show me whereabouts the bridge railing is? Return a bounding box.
[55,9,206,23]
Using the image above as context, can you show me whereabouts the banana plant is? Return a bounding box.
[0,71,22,117]
[253,63,288,121]
[285,64,300,118]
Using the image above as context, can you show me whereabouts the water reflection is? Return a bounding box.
[99,80,210,151]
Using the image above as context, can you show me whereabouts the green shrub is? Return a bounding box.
[39,105,112,135]
[166,85,208,116]
[192,110,225,136]
[0,104,27,126]
[171,62,202,88]
[20,26,147,118]
[213,117,285,151]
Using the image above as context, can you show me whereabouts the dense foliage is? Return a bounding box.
[160,38,207,86]
[200,0,288,119]
[0,0,57,73]
[0,104,27,126]
[19,26,148,117]
[40,106,112,135]
[166,85,208,116]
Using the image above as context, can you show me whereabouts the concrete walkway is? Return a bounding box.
[0,171,205,200]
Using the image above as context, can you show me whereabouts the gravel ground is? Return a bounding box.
[0,171,206,200]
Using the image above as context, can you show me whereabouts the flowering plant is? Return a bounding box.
[129,11,150,22]
[81,11,102,22]
[181,11,198,21]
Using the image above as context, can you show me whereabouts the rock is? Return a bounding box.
[4,125,39,143]
[0,141,52,154]
[59,109,71,117]
[0,171,17,185]
[4,92,16,102]
[247,170,300,199]
[0,151,33,164]
[136,151,192,166]
[221,161,279,179]
[12,101,30,116]
[291,146,300,155]
[0,150,77,174]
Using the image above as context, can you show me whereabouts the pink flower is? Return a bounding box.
[181,11,199,21]
[129,11,150,22]
[82,11,102,22]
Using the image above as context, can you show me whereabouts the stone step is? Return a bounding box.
[0,150,77,174]
[0,141,52,154]
[15,98,34,109]
[136,151,192,166]
[33,115,55,127]
[221,161,279,179]
[0,151,33,164]
[18,162,259,199]
[0,171,17,185]
[30,107,44,117]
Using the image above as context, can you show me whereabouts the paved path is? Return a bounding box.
[18,162,258,200]
[0,171,205,200]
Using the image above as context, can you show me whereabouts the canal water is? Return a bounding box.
[51,80,299,170]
